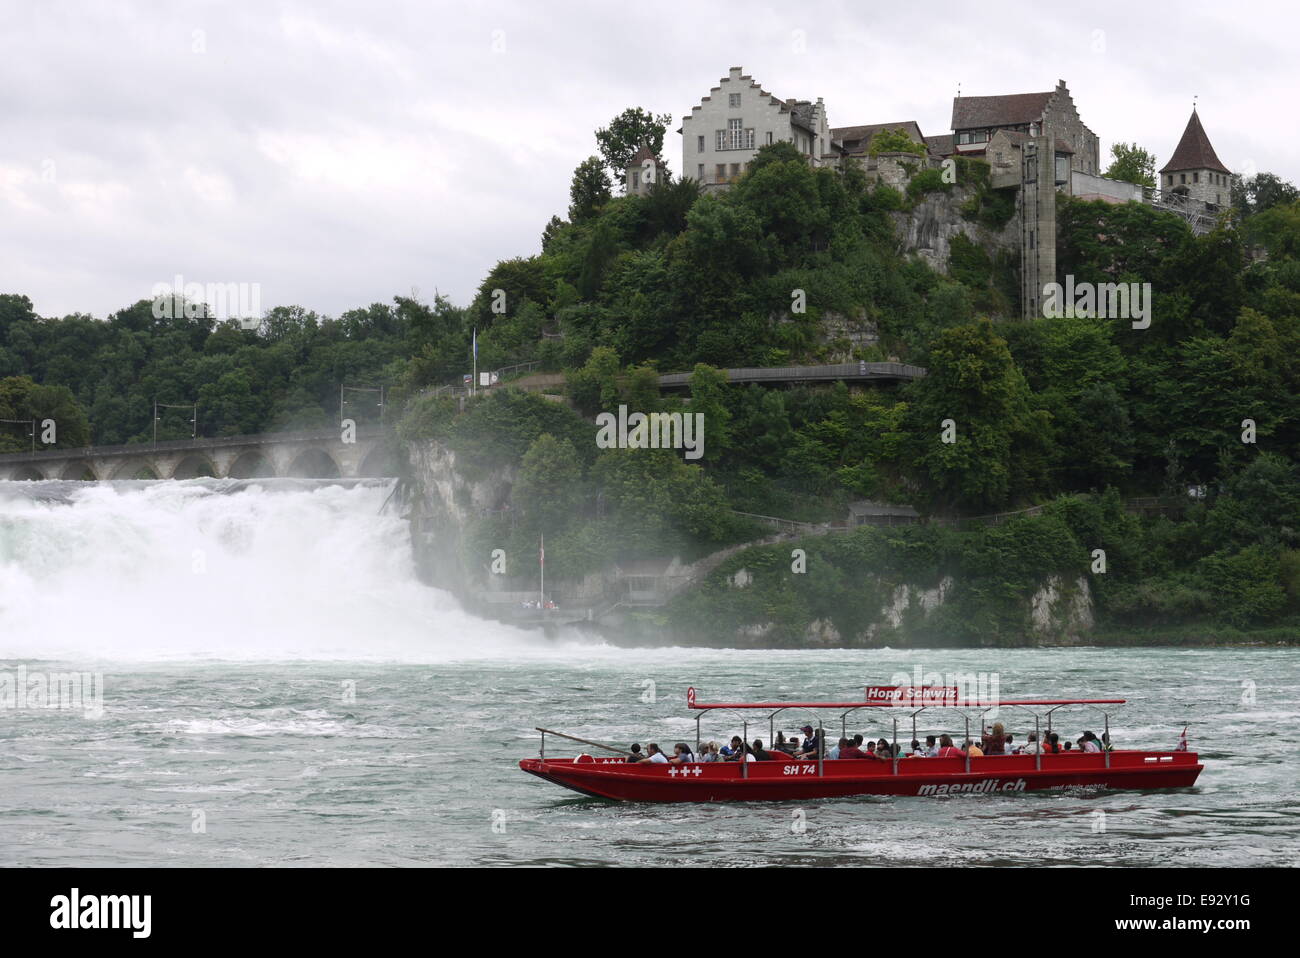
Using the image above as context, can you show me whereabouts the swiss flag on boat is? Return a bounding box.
[1175,726,1188,752]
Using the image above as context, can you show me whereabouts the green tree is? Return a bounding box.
[687,363,732,463]
[568,156,612,223]
[1232,172,1298,216]
[514,433,585,531]
[594,107,672,178]
[0,375,92,450]
[1103,142,1156,188]
[904,320,1050,511]
[869,128,925,156]
[566,346,622,415]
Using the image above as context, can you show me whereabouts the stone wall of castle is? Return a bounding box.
[1042,82,1100,175]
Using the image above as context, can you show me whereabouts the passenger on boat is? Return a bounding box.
[1063,740,1073,751]
[721,736,745,761]
[1021,732,1039,755]
[852,733,865,751]
[638,743,669,764]
[1044,732,1061,754]
[840,739,868,759]
[750,739,780,761]
[626,743,644,762]
[982,722,1007,755]
[935,734,963,758]
[1005,734,1015,753]
[1079,731,1102,753]
[829,738,845,760]
[669,743,695,764]
[876,739,893,759]
[794,725,822,760]
[924,735,939,757]
[964,740,985,757]
[697,741,720,762]
[910,739,922,756]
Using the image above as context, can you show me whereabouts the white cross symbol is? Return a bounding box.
[668,766,679,776]
[691,767,702,776]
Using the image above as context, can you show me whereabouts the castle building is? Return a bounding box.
[624,143,662,196]
[1159,108,1234,209]
[679,66,834,189]
[831,121,927,162]
[950,80,1099,177]
[675,68,1236,320]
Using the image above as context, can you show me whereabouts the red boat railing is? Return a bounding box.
[684,687,1129,774]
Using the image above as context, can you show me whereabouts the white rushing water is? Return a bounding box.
[0,479,557,663]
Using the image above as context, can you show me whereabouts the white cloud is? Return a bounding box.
[0,0,1295,321]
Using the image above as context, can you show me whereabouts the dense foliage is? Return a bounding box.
[6,134,1300,637]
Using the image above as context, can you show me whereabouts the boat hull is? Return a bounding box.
[519,751,1203,803]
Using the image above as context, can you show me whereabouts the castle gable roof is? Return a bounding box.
[832,121,926,153]
[1159,109,1231,174]
[628,143,660,167]
[924,133,954,157]
[951,91,1052,130]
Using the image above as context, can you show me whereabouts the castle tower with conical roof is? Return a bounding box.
[1159,108,1234,209]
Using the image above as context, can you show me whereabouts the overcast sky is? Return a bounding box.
[2,0,1295,321]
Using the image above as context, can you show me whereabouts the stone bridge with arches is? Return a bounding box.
[0,427,397,481]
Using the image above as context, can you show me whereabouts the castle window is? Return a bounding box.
[728,118,742,149]
[1180,174,1186,184]
[631,171,640,190]
[1167,175,1172,186]
[697,135,705,153]
[767,131,773,145]
[730,163,740,178]
[1193,172,1199,183]
[729,93,741,108]
[697,163,704,180]
[715,163,726,182]
[716,130,726,150]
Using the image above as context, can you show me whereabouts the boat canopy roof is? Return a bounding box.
[686,686,1125,712]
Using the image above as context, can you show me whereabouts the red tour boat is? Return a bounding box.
[519,685,1203,803]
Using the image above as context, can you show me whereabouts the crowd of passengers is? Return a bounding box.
[627,722,1110,764]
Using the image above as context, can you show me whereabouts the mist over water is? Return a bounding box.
[1,479,1298,866]
[0,479,554,663]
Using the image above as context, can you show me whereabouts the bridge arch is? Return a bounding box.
[8,464,46,481]
[172,454,218,480]
[110,460,160,480]
[286,447,341,479]
[358,444,399,478]
[228,450,276,479]
[59,461,98,481]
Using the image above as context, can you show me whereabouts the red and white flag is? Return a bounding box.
[1175,726,1188,752]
